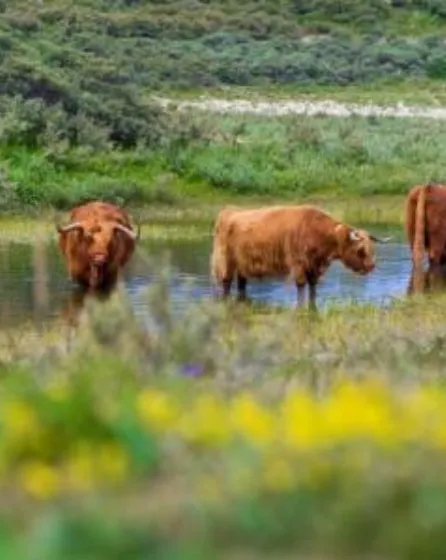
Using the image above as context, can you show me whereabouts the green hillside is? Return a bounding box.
[1,1,446,148]
[1,1,446,211]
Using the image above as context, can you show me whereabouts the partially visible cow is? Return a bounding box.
[210,204,389,308]
[405,182,446,269]
[56,201,140,290]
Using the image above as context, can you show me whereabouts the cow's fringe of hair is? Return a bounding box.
[413,184,427,269]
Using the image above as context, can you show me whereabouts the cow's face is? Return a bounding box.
[57,219,139,288]
[335,225,376,275]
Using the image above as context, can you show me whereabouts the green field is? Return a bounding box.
[1,109,443,224]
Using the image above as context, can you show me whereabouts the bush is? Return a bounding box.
[0,0,445,155]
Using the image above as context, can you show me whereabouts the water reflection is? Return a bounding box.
[0,235,423,328]
[59,285,116,327]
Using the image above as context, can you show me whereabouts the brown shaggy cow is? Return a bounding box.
[210,204,389,308]
[56,201,140,290]
[405,182,446,269]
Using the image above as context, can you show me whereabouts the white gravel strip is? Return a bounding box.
[153,96,446,120]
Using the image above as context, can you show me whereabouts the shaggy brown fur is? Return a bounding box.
[56,201,140,290]
[405,183,446,269]
[210,204,385,308]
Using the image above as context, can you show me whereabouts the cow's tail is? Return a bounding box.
[210,207,236,288]
[210,237,225,286]
[412,185,427,269]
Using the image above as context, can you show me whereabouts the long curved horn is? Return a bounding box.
[132,213,142,241]
[370,235,392,243]
[56,222,83,234]
[114,223,139,241]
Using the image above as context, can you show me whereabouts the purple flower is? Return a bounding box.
[180,363,205,377]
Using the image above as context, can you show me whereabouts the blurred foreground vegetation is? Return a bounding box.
[1,269,446,558]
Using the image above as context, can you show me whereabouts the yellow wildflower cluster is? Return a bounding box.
[15,442,130,500]
[5,379,446,502]
[136,381,446,451]
[0,399,130,500]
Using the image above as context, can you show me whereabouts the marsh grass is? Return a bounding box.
[0,112,427,230]
[170,111,446,202]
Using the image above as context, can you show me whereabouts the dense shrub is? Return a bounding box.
[0,0,445,153]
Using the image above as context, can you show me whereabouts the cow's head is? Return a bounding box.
[335,224,390,276]
[57,219,140,288]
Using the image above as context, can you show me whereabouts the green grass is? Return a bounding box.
[0,107,442,218]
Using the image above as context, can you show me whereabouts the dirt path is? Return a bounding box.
[154,96,446,120]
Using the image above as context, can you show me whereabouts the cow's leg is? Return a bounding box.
[293,265,307,308]
[296,282,306,308]
[236,275,247,301]
[307,272,318,311]
[308,281,318,311]
[222,276,233,298]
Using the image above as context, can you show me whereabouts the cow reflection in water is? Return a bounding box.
[60,285,115,327]
[407,264,446,296]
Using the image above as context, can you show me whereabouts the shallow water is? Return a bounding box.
[0,232,423,329]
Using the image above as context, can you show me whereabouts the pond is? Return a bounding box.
[0,228,427,329]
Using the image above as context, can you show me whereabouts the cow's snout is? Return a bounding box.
[361,262,375,274]
[91,253,107,266]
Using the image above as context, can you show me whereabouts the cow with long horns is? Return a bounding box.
[210,204,390,309]
[56,201,140,290]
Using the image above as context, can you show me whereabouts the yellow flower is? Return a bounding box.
[281,391,322,450]
[136,389,177,432]
[2,400,41,442]
[177,394,230,446]
[322,380,398,447]
[19,461,61,500]
[230,394,275,446]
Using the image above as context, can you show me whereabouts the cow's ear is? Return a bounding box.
[349,230,362,242]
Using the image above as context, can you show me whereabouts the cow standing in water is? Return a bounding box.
[56,201,140,291]
[405,182,446,270]
[210,204,389,309]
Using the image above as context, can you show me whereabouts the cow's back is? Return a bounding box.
[224,205,326,278]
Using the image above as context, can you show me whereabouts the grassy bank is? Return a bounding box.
[1,274,446,558]
[0,107,441,220]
